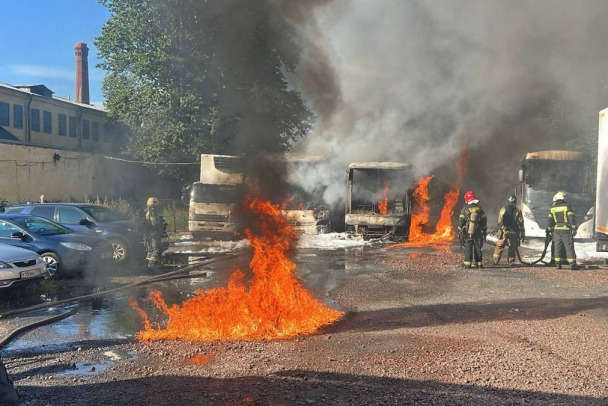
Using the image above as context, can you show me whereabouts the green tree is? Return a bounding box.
[95,0,313,180]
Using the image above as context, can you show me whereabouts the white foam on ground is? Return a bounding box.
[174,239,250,254]
[296,233,369,250]
[500,238,608,261]
[173,233,367,253]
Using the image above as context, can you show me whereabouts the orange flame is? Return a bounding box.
[130,196,343,342]
[281,194,306,210]
[378,180,390,215]
[389,176,459,249]
[186,354,214,365]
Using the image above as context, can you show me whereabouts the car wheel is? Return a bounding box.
[108,238,129,264]
[40,252,60,277]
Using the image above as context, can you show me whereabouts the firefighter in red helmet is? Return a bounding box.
[458,190,487,268]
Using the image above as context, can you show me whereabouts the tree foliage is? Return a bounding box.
[95,0,313,180]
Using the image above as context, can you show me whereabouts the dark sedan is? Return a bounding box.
[0,214,113,276]
[5,203,169,265]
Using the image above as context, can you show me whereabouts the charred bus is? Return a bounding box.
[517,150,595,240]
[188,154,245,239]
[269,154,331,235]
[282,156,331,235]
[345,162,413,241]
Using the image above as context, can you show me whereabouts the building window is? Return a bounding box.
[58,114,67,136]
[43,111,52,134]
[30,109,40,132]
[69,116,77,137]
[82,119,90,139]
[13,105,23,129]
[92,121,99,141]
[0,102,9,127]
[103,122,111,142]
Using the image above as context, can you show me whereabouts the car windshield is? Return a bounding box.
[80,206,128,222]
[12,216,72,236]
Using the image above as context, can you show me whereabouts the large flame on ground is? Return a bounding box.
[130,197,343,342]
[389,176,459,249]
[378,180,390,215]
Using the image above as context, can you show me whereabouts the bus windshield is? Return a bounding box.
[525,160,591,194]
[191,183,244,204]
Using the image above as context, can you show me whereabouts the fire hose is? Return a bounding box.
[0,253,240,346]
[515,234,553,266]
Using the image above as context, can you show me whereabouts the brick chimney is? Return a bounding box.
[74,42,90,104]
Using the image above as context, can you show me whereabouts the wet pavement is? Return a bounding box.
[0,235,377,355]
[2,233,605,359]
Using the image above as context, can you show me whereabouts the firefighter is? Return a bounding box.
[458,190,488,268]
[546,191,578,270]
[492,195,525,265]
[144,197,167,270]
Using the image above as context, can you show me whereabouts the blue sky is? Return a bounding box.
[1,0,110,104]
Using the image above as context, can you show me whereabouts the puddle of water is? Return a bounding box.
[55,361,113,378]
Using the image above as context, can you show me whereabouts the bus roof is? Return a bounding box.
[348,162,411,170]
[524,150,586,161]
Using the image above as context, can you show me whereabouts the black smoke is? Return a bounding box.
[282,0,608,219]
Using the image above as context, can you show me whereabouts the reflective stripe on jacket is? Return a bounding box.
[547,200,576,231]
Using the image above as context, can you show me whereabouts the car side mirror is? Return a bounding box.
[10,231,24,240]
[78,219,95,227]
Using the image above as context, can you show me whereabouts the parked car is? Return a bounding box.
[4,203,168,265]
[0,243,48,288]
[0,214,113,276]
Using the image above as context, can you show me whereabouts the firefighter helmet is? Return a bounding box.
[553,191,566,202]
[464,190,476,203]
[146,197,159,207]
[507,195,516,205]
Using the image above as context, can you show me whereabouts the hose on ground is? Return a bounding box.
[0,305,80,347]
[0,253,240,319]
[516,235,552,266]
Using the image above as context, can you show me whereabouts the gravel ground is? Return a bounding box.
[4,244,608,405]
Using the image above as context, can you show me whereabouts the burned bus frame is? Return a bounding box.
[345,162,412,241]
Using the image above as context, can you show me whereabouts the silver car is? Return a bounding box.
[0,243,48,288]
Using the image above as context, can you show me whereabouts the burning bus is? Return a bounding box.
[281,155,331,235]
[188,154,245,239]
[345,162,413,241]
[517,150,595,240]
[189,153,331,239]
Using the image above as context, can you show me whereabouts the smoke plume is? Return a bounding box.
[279,0,608,212]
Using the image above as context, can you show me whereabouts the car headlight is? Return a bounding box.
[0,261,10,269]
[60,242,92,251]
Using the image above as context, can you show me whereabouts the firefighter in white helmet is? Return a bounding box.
[144,197,167,270]
[546,191,578,270]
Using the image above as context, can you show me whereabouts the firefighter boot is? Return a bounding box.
[569,263,580,270]
[556,261,562,269]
